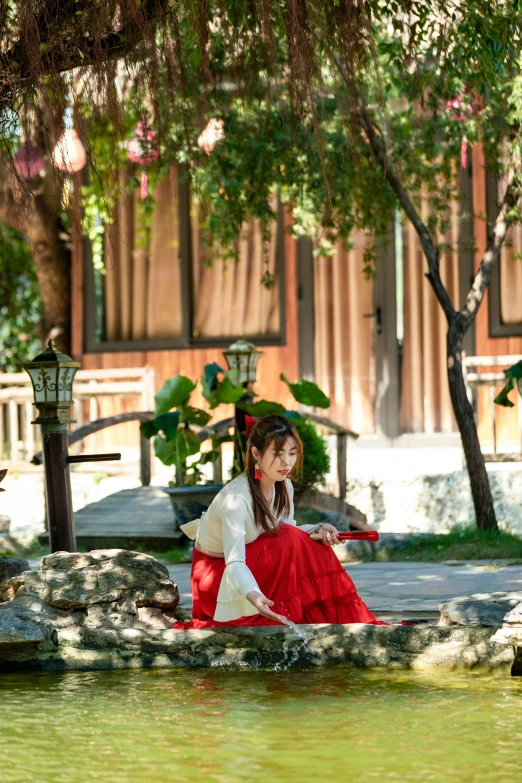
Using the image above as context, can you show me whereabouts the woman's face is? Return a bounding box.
[253,436,298,482]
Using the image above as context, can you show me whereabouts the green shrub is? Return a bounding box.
[291,417,330,500]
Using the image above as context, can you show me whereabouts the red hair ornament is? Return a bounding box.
[244,415,257,439]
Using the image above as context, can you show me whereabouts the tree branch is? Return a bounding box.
[0,0,169,109]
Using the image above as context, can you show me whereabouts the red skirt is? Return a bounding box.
[173,523,383,629]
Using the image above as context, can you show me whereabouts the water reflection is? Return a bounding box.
[0,668,521,783]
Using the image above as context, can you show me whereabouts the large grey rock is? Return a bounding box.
[4,549,178,611]
[0,600,54,644]
[0,549,179,642]
[491,600,522,650]
[439,592,522,627]
[34,624,515,673]
[503,602,522,625]
[0,555,30,588]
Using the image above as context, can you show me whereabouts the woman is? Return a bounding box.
[173,414,382,628]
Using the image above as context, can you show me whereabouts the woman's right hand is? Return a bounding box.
[246,591,287,624]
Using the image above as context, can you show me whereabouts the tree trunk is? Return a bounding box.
[0,153,72,356]
[24,194,71,355]
[447,319,498,531]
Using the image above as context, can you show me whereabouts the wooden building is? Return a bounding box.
[71,145,522,454]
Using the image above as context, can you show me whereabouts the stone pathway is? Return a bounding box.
[26,553,522,620]
[165,560,522,618]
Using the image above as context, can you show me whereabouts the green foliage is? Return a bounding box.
[141,361,332,486]
[154,376,196,416]
[374,526,522,563]
[291,418,331,494]
[141,373,215,484]
[494,361,522,408]
[45,1,521,280]
[201,363,243,409]
[280,375,330,409]
[0,224,42,372]
[236,400,286,417]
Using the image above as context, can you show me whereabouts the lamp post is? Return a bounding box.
[25,341,122,553]
[24,340,80,552]
[223,338,262,471]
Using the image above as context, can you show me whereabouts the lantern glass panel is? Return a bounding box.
[28,365,60,404]
[248,353,261,382]
[238,355,249,383]
[57,366,77,403]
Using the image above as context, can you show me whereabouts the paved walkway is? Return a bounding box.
[166,560,522,618]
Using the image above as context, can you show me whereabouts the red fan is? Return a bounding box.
[310,530,379,542]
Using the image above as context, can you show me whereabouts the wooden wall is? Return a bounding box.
[71,211,300,453]
[472,145,522,451]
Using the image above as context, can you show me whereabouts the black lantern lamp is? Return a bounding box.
[24,340,121,553]
[24,340,80,426]
[223,338,262,473]
[223,338,262,388]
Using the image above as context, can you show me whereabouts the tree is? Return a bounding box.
[2,1,522,530]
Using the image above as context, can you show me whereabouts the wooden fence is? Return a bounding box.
[0,367,156,463]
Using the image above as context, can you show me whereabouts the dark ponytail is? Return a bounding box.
[244,414,304,534]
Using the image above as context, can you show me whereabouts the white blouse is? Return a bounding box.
[180,474,316,621]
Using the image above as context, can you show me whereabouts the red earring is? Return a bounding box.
[255,462,262,480]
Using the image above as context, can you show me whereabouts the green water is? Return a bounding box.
[0,667,521,783]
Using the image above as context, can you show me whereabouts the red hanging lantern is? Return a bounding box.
[445,92,478,170]
[127,122,159,200]
[13,141,46,180]
[52,129,87,174]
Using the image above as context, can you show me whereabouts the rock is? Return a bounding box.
[0,555,30,588]
[438,592,522,627]
[491,600,522,656]
[0,600,54,645]
[0,548,179,641]
[7,549,178,611]
[19,624,515,673]
[136,606,180,630]
[503,602,522,625]
[0,515,11,535]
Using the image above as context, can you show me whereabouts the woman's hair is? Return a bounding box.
[244,414,304,534]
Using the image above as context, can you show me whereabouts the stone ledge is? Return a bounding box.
[0,623,514,673]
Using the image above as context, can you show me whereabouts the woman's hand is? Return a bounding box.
[246,591,287,624]
[314,523,341,546]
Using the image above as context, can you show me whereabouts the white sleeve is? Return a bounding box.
[219,494,261,598]
[283,479,316,532]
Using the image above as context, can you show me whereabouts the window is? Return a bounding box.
[84,168,286,352]
[488,173,522,337]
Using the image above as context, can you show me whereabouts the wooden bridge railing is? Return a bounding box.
[5,362,357,498]
[0,367,156,464]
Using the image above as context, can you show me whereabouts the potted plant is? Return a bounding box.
[141,362,333,538]
[140,365,244,535]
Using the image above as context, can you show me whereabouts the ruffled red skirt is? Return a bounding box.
[173,523,384,629]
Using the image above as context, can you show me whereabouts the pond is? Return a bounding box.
[0,667,521,783]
